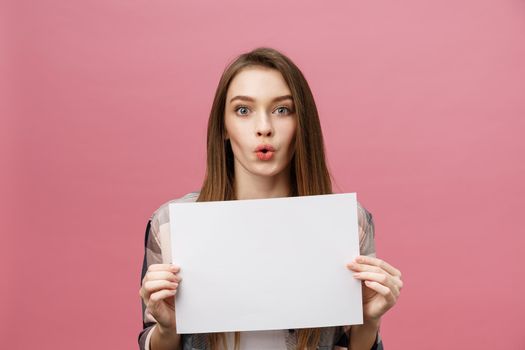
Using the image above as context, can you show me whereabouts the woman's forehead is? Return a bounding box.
[227,66,292,102]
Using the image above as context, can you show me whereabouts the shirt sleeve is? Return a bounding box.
[357,202,376,258]
[138,192,199,350]
[138,213,164,350]
[354,203,384,349]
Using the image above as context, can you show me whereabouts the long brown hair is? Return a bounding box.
[197,47,333,350]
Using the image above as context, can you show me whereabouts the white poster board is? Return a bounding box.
[169,193,362,334]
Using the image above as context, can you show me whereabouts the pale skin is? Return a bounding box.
[139,66,403,350]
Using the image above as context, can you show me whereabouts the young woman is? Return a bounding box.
[139,47,403,350]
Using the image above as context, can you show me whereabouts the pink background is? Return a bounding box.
[3,0,525,349]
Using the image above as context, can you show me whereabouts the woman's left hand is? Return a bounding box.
[346,255,403,322]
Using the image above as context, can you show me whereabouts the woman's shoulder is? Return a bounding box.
[356,200,373,223]
[150,191,200,226]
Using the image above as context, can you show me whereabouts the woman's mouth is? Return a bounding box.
[255,144,275,161]
[256,149,274,161]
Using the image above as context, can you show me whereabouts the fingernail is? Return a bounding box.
[353,273,361,278]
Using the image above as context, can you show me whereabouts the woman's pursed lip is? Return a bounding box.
[255,144,275,152]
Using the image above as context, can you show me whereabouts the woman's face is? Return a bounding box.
[224,66,297,179]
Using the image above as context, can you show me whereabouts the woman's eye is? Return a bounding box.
[235,106,250,116]
[275,106,291,115]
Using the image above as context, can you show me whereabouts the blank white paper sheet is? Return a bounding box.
[168,192,363,334]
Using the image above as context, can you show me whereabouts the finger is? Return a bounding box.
[355,256,401,277]
[397,277,404,290]
[353,271,399,297]
[348,260,404,296]
[364,280,396,304]
[147,264,181,273]
[349,265,403,292]
[144,280,179,292]
[144,271,182,283]
[346,261,403,296]
[142,280,179,300]
[143,265,182,285]
[149,289,177,305]
[346,262,385,275]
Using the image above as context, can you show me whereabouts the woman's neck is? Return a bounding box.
[233,164,292,200]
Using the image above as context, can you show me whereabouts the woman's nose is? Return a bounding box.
[255,113,273,137]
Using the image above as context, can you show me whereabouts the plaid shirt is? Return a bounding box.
[139,191,384,350]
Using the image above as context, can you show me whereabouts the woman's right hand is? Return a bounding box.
[139,264,182,330]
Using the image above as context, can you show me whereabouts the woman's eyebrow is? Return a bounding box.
[229,95,293,104]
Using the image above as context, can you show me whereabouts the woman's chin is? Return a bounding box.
[250,165,287,178]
